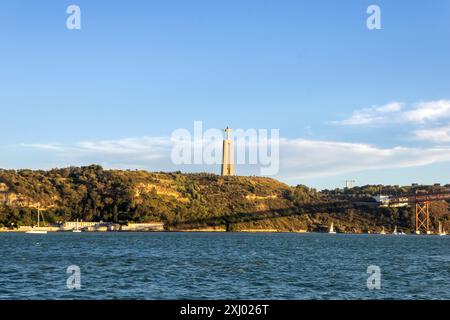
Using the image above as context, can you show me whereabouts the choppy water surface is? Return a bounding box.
[0,232,449,299]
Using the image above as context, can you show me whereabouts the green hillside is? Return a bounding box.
[0,165,448,232]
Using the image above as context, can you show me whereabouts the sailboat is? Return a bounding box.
[392,226,406,235]
[328,222,336,234]
[73,219,82,233]
[392,226,398,235]
[380,227,386,235]
[26,204,47,234]
[438,222,447,236]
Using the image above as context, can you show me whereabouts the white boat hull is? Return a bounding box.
[26,230,48,234]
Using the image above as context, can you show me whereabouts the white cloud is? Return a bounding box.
[376,102,403,113]
[404,100,450,123]
[334,100,450,126]
[21,135,450,181]
[20,143,65,151]
[76,137,172,160]
[414,125,450,143]
[333,102,403,125]
[278,138,450,180]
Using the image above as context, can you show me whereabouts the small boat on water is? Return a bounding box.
[26,204,47,235]
[73,219,82,233]
[380,227,386,235]
[438,222,447,236]
[328,222,336,234]
[392,226,405,235]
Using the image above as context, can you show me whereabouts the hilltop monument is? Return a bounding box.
[221,127,235,176]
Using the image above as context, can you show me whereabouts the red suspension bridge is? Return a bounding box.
[377,192,450,234]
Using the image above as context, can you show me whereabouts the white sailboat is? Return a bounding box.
[26,204,47,234]
[438,222,447,236]
[380,226,386,235]
[392,226,398,235]
[73,219,82,233]
[328,222,336,234]
[392,226,406,235]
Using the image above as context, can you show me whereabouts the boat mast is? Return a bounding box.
[37,203,40,228]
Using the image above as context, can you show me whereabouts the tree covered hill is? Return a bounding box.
[0,165,319,229]
[0,165,448,232]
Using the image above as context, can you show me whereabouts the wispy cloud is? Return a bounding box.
[19,100,450,180]
[20,143,65,151]
[414,125,450,143]
[76,137,172,160]
[278,138,450,180]
[332,102,403,125]
[21,135,450,181]
[334,100,450,126]
[404,100,450,123]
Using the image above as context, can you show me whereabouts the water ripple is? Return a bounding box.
[0,232,449,299]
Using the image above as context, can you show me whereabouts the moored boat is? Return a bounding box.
[328,222,336,234]
[26,204,48,234]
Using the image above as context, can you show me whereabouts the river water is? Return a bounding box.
[0,232,449,299]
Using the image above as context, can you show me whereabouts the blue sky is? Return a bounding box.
[1,0,450,189]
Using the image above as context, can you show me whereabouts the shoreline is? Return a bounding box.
[0,229,435,235]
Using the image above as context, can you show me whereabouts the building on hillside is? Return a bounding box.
[61,221,114,231]
[120,222,164,231]
[60,221,164,232]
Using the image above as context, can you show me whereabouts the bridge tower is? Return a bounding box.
[415,201,430,234]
